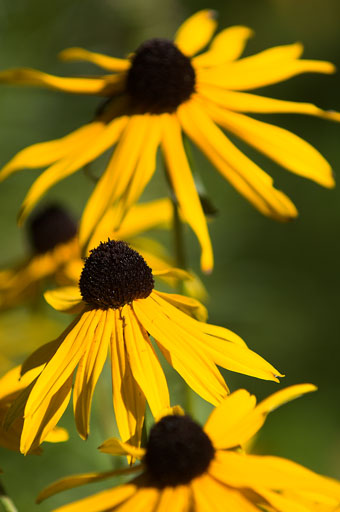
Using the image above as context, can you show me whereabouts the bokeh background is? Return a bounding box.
[0,0,340,509]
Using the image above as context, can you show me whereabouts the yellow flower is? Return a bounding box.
[15,239,281,455]
[0,365,68,454]
[0,204,79,310]
[37,384,340,512]
[0,11,338,272]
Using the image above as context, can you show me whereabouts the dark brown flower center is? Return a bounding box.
[144,415,215,487]
[28,204,77,254]
[126,38,196,114]
[79,240,154,310]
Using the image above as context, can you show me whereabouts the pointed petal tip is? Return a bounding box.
[207,9,218,20]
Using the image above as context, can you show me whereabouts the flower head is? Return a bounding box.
[13,240,281,455]
[1,11,338,272]
[37,384,340,512]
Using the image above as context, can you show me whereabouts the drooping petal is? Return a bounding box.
[151,292,282,382]
[198,43,335,90]
[44,427,69,443]
[193,26,253,68]
[59,47,130,72]
[0,68,125,95]
[110,308,146,446]
[73,309,111,439]
[211,451,340,499]
[51,483,138,512]
[18,115,127,224]
[79,114,154,247]
[21,309,97,453]
[204,101,335,188]
[0,122,104,183]
[133,296,228,406]
[174,10,217,57]
[122,307,170,418]
[178,99,298,221]
[161,113,213,272]
[99,436,145,459]
[44,286,84,313]
[257,488,314,512]
[37,466,140,504]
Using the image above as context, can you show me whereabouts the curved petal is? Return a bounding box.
[59,47,130,72]
[178,99,298,221]
[122,307,170,418]
[155,290,208,322]
[0,122,103,183]
[36,466,140,504]
[0,67,124,95]
[18,115,127,224]
[133,296,228,406]
[110,308,146,448]
[44,426,69,443]
[174,10,217,57]
[161,113,213,273]
[20,309,97,453]
[44,287,84,313]
[99,436,145,459]
[155,485,191,512]
[73,309,111,439]
[204,102,335,188]
[193,26,253,68]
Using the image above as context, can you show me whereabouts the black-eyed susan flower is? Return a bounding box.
[14,239,281,455]
[37,384,340,512]
[0,365,68,454]
[0,204,79,310]
[1,12,338,272]
[0,198,202,310]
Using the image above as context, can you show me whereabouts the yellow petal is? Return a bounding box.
[79,114,153,247]
[44,286,84,313]
[111,486,160,512]
[155,290,208,322]
[211,451,340,499]
[198,85,340,119]
[44,426,69,443]
[155,485,191,512]
[99,436,146,459]
[204,389,256,445]
[20,310,97,453]
[51,483,138,512]
[193,26,253,67]
[37,467,140,504]
[204,103,335,188]
[0,122,102,183]
[151,292,282,383]
[178,99,298,221]
[0,67,124,94]
[73,310,110,439]
[257,488,313,512]
[59,47,130,71]
[198,43,335,90]
[122,307,170,418]
[110,308,146,447]
[174,10,217,57]
[18,115,127,224]
[161,113,214,273]
[134,296,228,406]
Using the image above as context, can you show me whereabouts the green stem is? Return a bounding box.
[0,481,18,512]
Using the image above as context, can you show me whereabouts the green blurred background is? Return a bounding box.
[0,0,340,509]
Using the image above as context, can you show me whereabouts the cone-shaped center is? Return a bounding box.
[79,240,154,310]
[144,415,215,487]
[28,204,77,254]
[126,38,196,114]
